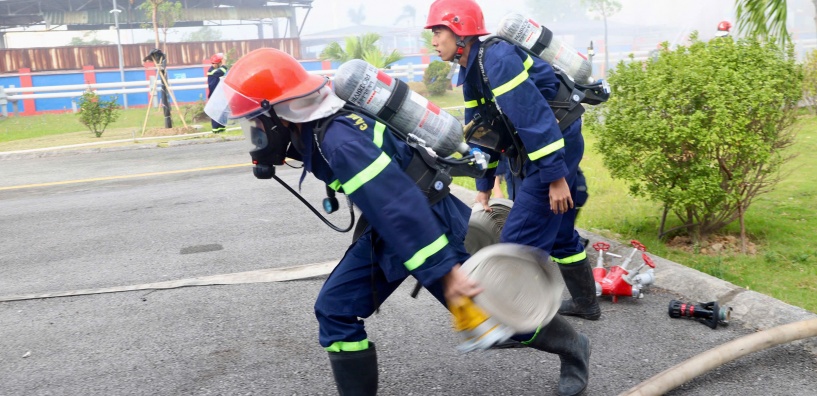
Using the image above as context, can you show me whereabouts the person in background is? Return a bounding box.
[715,20,732,38]
[207,53,228,133]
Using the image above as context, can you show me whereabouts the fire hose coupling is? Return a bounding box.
[668,300,732,329]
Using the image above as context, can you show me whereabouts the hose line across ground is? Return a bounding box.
[620,318,817,396]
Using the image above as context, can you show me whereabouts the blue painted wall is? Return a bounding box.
[2,57,439,114]
[1,75,20,115]
[31,73,84,112]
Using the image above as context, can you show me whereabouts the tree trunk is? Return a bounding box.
[738,200,747,254]
[152,7,160,49]
[813,0,817,35]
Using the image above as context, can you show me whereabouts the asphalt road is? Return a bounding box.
[1,141,815,395]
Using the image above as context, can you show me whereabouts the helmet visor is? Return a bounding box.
[204,82,269,125]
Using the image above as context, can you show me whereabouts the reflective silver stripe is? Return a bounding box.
[528,138,565,161]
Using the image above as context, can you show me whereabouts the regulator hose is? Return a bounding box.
[619,318,817,396]
[272,174,355,233]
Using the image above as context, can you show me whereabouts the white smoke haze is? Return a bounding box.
[3,0,815,60]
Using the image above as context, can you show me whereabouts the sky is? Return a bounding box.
[2,0,816,55]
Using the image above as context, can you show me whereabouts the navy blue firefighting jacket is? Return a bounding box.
[297,112,471,286]
[459,39,574,191]
[207,65,228,98]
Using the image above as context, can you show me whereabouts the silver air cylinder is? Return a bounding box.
[333,59,470,157]
[497,13,593,84]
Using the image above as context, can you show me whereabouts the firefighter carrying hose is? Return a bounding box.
[426,0,601,325]
[205,48,590,396]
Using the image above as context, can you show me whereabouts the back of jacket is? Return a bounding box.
[460,40,582,190]
[300,111,471,286]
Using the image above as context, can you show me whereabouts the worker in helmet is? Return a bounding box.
[715,20,732,37]
[207,47,569,395]
[426,1,593,394]
[206,53,228,133]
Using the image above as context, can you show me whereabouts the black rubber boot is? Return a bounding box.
[327,342,378,396]
[557,258,601,321]
[527,315,591,396]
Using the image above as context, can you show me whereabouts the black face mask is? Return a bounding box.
[244,111,294,179]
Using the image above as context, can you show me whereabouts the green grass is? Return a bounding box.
[0,106,241,151]
[3,94,815,313]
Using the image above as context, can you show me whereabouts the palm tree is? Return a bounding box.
[735,0,791,44]
[394,5,416,26]
[348,5,366,25]
[320,33,403,69]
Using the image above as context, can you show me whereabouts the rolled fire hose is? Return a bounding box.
[453,199,563,351]
[461,243,563,334]
[464,198,514,255]
[620,318,817,396]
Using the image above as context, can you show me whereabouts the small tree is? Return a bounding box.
[584,34,803,251]
[424,60,451,96]
[77,91,121,138]
[581,0,622,74]
[138,0,182,50]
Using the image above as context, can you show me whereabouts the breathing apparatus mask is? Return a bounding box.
[239,108,301,180]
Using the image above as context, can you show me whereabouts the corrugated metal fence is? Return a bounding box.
[1,38,300,73]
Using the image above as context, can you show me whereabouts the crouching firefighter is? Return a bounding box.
[205,48,591,396]
[426,0,609,326]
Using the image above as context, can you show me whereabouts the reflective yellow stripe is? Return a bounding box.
[521,325,543,345]
[465,98,483,108]
[487,161,499,169]
[325,339,370,352]
[492,55,534,98]
[552,251,588,264]
[522,55,534,71]
[328,180,341,191]
[373,122,386,148]
[405,234,448,271]
[342,152,391,195]
[528,138,565,161]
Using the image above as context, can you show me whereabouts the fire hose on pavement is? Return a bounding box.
[619,318,817,396]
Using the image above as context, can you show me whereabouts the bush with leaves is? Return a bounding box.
[77,91,121,138]
[802,49,817,115]
[423,60,452,96]
[584,34,802,248]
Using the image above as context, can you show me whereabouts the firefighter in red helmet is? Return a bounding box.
[206,53,228,133]
[205,47,518,395]
[716,20,732,37]
[426,1,592,394]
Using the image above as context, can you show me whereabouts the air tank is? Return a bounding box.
[333,59,470,157]
[496,13,594,84]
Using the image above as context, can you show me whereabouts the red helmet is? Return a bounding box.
[206,48,327,121]
[209,53,224,64]
[425,0,489,37]
[717,21,732,32]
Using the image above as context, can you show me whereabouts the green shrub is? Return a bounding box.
[77,91,121,137]
[424,60,452,96]
[584,33,803,244]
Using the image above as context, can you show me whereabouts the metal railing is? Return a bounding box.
[2,63,431,116]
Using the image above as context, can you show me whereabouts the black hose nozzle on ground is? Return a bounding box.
[668,300,732,329]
